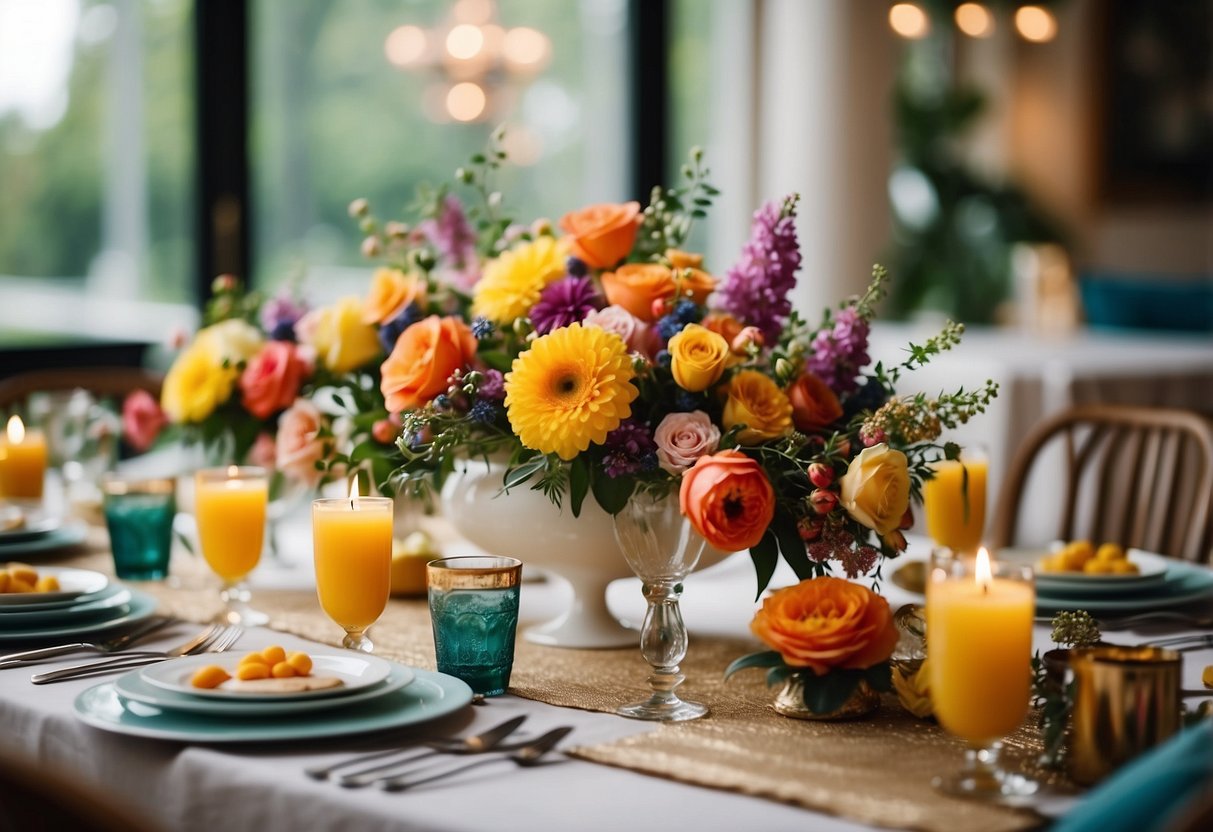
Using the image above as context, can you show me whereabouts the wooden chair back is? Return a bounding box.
[0,367,162,411]
[992,404,1213,563]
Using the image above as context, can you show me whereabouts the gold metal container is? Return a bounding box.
[1068,646,1181,785]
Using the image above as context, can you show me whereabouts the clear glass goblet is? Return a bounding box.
[611,489,708,722]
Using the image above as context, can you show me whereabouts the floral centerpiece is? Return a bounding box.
[340,133,997,600]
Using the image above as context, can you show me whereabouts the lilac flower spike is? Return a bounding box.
[718,194,801,344]
[806,306,871,397]
[420,195,479,290]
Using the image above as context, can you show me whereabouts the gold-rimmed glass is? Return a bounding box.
[194,466,268,626]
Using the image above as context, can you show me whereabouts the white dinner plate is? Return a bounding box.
[140,652,399,701]
[0,510,60,542]
[115,663,414,717]
[0,588,158,642]
[1034,560,1213,614]
[0,523,88,558]
[74,669,472,743]
[0,581,123,613]
[999,546,1169,594]
[0,567,108,607]
[0,587,131,627]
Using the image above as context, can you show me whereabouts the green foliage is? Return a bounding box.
[725,650,892,716]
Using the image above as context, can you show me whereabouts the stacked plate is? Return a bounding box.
[74,652,474,742]
[0,567,159,641]
[999,547,1213,614]
[0,509,88,558]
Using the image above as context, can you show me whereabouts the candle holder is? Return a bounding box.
[927,550,1039,799]
[312,496,393,652]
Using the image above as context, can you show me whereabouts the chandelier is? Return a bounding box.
[384,0,552,124]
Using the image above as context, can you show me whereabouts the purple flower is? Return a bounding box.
[260,294,309,341]
[468,399,501,424]
[529,277,602,335]
[805,307,871,396]
[601,419,658,479]
[718,195,801,344]
[420,196,479,290]
[478,369,505,401]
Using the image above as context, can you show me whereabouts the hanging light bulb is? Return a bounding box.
[447,82,488,122]
[1015,5,1058,43]
[889,3,930,39]
[385,25,427,67]
[955,3,994,38]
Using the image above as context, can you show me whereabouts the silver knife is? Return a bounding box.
[30,655,170,685]
[379,726,573,791]
[0,616,174,669]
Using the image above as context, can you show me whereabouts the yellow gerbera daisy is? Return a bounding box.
[472,236,568,325]
[504,324,638,460]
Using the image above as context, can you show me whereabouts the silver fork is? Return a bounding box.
[30,624,242,684]
[0,616,177,669]
[378,726,572,792]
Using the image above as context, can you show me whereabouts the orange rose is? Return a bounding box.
[751,577,899,675]
[558,202,641,269]
[787,371,843,432]
[666,249,716,305]
[380,316,477,412]
[722,370,793,444]
[702,312,745,346]
[362,268,426,325]
[679,450,775,551]
[601,264,675,322]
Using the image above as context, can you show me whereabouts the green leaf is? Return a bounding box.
[723,650,784,680]
[944,441,961,461]
[749,530,779,600]
[477,350,514,372]
[348,439,378,465]
[503,458,546,491]
[863,663,893,692]
[771,510,813,580]
[590,471,635,515]
[569,455,590,518]
[766,665,795,688]
[800,670,863,715]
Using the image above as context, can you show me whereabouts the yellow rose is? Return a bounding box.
[892,659,933,719]
[161,344,238,423]
[192,319,264,365]
[668,324,729,392]
[299,297,381,374]
[838,443,910,535]
[722,370,793,444]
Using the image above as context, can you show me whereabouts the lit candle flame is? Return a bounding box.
[5,416,23,444]
[348,477,360,510]
[975,546,992,592]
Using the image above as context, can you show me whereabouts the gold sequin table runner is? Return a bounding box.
[54,531,1043,832]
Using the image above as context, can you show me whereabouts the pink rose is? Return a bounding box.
[583,304,658,358]
[121,389,167,453]
[275,399,327,486]
[247,432,277,470]
[240,341,309,420]
[654,410,721,474]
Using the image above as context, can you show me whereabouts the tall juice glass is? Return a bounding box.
[922,453,987,556]
[195,466,269,625]
[312,496,393,652]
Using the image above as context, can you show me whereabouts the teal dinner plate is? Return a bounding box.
[0,587,157,642]
[0,587,131,627]
[1035,561,1213,614]
[75,668,472,743]
[0,523,88,558]
[114,663,414,717]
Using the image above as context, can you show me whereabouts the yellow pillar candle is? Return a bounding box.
[927,548,1034,745]
[313,492,393,633]
[923,457,987,554]
[195,467,268,583]
[0,416,47,500]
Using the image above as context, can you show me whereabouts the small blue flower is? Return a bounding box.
[673,391,700,412]
[467,399,500,424]
[379,302,424,353]
[270,321,297,342]
[655,350,672,368]
[566,256,588,277]
[657,315,687,341]
[433,394,451,411]
[471,316,495,340]
[671,299,702,325]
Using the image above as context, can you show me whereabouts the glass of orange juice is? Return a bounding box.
[922,450,988,556]
[312,489,393,652]
[195,466,269,626]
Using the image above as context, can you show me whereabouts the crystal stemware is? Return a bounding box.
[611,489,708,722]
[194,466,269,626]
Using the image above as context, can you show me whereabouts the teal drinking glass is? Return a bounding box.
[427,556,522,697]
[100,475,176,581]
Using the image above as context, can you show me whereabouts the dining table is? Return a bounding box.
[1,503,1211,832]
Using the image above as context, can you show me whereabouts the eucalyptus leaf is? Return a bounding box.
[723,650,784,680]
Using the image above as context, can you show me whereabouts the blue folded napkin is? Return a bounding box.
[1053,720,1213,832]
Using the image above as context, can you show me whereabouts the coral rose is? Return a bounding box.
[667,324,729,392]
[654,410,721,474]
[121,389,167,452]
[558,202,641,269]
[298,297,380,374]
[362,268,426,325]
[275,399,327,486]
[702,312,745,345]
[751,577,899,676]
[722,370,793,444]
[380,315,477,412]
[239,341,309,420]
[788,371,843,432]
[679,450,775,551]
[601,264,675,322]
[838,443,910,535]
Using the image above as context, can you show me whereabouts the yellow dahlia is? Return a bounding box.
[472,236,568,325]
[504,324,638,460]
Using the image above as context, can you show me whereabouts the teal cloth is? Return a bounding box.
[1054,720,1213,832]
